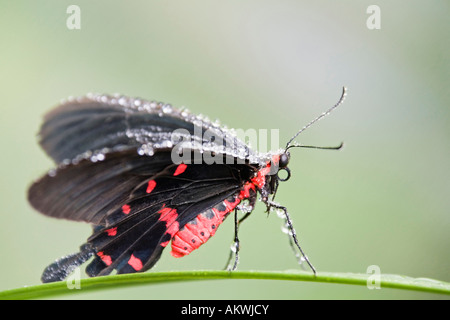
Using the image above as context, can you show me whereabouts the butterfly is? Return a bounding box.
[28,88,346,283]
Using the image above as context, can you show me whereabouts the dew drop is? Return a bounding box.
[275,208,286,219]
[133,99,142,107]
[230,242,238,253]
[48,168,57,177]
[162,104,173,114]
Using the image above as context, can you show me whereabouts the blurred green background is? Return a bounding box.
[0,1,448,299]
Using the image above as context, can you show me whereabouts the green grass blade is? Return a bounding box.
[1,270,449,299]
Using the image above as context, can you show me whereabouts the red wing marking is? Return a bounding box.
[105,227,117,236]
[122,204,131,215]
[97,251,112,266]
[173,163,187,176]
[161,240,170,247]
[158,205,180,237]
[146,180,157,194]
[128,254,143,271]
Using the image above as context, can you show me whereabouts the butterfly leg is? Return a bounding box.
[224,208,252,270]
[267,201,317,275]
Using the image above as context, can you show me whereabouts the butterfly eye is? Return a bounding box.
[279,153,290,168]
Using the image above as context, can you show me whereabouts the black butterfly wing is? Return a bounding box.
[30,149,256,281]
[30,93,264,282]
[29,150,174,224]
[28,150,251,224]
[85,165,246,277]
[38,94,261,165]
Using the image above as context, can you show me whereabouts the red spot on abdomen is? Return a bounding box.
[170,195,241,258]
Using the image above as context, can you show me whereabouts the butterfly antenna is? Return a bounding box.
[285,86,347,150]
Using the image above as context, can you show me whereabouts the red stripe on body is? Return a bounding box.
[239,182,256,199]
[251,162,271,189]
[170,195,242,258]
